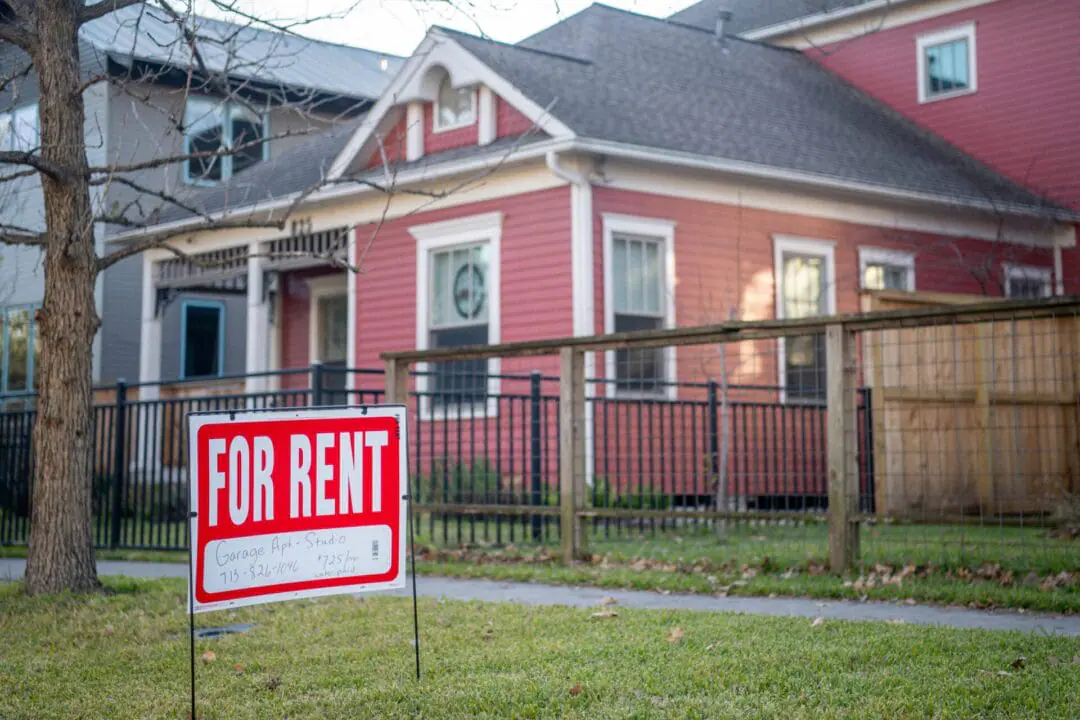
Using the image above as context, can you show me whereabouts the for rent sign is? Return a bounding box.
[188,406,408,613]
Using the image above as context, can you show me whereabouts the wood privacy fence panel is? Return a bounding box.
[861,291,1080,517]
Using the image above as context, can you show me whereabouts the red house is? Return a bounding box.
[120,1,1080,507]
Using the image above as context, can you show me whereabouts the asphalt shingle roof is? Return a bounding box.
[669,0,875,36]
[456,4,1062,215]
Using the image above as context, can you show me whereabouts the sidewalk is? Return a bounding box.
[2,558,1077,636]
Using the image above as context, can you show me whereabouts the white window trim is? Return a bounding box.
[916,22,977,104]
[307,274,348,365]
[1004,263,1052,299]
[433,81,478,133]
[858,246,916,291]
[410,211,502,420]
[773,235,836,405]
[602,213,677,401]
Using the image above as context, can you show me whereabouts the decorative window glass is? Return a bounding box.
[860,248,915,291]
[1005,265,1051,299]
[434,75,476,131]
[0,103,39,152]
[612,234,665,394]
[429,243,489,407]
[0,305,39,395]
[774,238,835,404]
[181,301,225,379]
[917,24,977,103]
[184,96,267,185]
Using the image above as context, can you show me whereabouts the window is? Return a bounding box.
[1005,264,1052,299]
[1,305,39,395]
[0,103,39,152]
[184,96,268,185]
[774,237,835,404]
[181,301,225,379]
[410,212,502,418]
[917,24,977,103]
[859,247,915,291]
[603,214,676,399]
[434,75,476,132]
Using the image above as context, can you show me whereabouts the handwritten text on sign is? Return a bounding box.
[189,407,407,613]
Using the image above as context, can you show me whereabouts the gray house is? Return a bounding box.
[0,3,400,398]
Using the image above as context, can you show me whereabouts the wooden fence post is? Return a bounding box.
[560,347,587,563]
[384,358,409,405]
[826,324,859,573]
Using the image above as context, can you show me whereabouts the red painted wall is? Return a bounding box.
[366,115,407,170]
[496,95,534,138]
[806,0,1080,209]
[590,187,1061,498]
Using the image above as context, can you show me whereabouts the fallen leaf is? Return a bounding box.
[102,624,115,637]
[201,650,216,664]
[569,684,583,697]
[705,643,716,651]
[629,559,649,571]
[599,596,618,607]
[810,617,824,627]
[768,593,777,599]
[887,619,905,625]
[996,670,1012,677]
[781,569,796,580]
[234,664,245,675]
[264,675,282,692]
[1010,656,1026,671]
[904,598,917,606]
[590,610,618,620]
[667,626,685,644]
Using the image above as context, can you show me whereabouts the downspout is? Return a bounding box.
[546,151,596,488]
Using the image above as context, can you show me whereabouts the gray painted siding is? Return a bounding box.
[98,83,338,384]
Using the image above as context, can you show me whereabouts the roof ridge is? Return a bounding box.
[434,25,592,65]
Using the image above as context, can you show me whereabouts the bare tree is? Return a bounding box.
[0,0,542,594]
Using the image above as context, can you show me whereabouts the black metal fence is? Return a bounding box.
[0,365,871,550]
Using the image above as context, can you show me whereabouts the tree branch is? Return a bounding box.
[0,151,69,181]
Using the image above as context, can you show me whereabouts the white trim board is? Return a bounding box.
[601,213,677,401]
[409,211,503,420]
[307,273,349,365]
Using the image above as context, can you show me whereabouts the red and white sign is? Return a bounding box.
[187,406,408,613]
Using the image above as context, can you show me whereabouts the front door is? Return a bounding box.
[317,294,348,404]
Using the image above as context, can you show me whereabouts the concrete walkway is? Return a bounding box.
[2,558,1077,636]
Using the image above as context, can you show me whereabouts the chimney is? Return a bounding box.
[715,5,734,39]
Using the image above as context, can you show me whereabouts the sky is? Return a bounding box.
[194,0,699,57]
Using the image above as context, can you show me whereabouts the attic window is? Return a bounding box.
[434,76,476,132]
[917,24,977,103]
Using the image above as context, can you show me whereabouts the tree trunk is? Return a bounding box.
[23,0,101,594]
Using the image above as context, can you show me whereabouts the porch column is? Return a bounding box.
[245,241,269,395]
[136,253,162,471]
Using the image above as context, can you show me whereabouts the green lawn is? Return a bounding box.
[1,578,1078,719]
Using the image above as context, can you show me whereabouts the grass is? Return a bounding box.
[2,577,1079,719]
[4,518,1077,613]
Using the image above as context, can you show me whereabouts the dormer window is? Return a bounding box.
[434,75,476,132]
[184,96,268,185]
[917,24,977,103]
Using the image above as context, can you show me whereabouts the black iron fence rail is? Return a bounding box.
[0,365,870,550]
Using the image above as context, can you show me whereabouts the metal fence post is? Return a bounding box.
[110,379,127,550]
[707,378,719,505]
[530,370,542,541]
[311,362,324,407]
[559,348,587,563]
[826,325,859,573]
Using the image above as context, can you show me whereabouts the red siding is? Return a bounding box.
[807,0,1080,208]
[366,115,407,170]
[423,102,480,155]
[496,95,534,138]
[591,187,1061,496]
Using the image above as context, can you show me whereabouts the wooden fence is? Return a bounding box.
[861,291,1080,517]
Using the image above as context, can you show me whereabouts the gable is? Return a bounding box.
[328,31,574,180]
